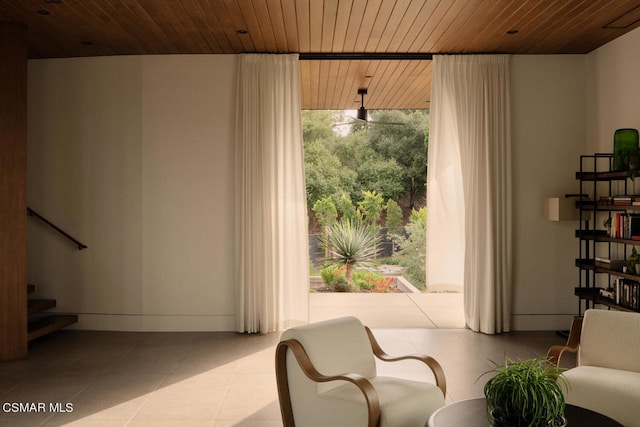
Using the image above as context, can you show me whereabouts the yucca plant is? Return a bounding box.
[319,219,380,281]
[479,357,569,427]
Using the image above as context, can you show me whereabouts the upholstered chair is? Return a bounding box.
[275,316,446,427]
[548,309,640,427]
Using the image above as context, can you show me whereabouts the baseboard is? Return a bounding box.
[510,313,576,331]
[70,313,236,332]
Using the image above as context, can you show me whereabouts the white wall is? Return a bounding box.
[586,27,640,153]
[510,55,587,330]
[27,55,237,331]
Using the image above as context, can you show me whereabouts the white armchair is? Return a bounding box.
[548,309,640,427]
[275,316,446,427]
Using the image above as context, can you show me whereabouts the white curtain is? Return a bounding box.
[235,54,309,333]
[426,54,512,334]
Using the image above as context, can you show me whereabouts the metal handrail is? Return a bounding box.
[27,207,87,250]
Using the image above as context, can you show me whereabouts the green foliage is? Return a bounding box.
[352,270,397,292]
[319,265,351,292]
[368,110,429,208]
[302,109,429,214]
[312,197,338,230]
[337,193,360,223]
[480,357,568,427]
[394,207,427,290]
[319,219,380,280]
[358,190,385,225]
[385,199,403,234]
[304,140,355,208]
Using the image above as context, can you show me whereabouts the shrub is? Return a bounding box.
[319,265,351,292]
[352,270,397,293]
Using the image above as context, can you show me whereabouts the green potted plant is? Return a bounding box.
[479,357,568,427]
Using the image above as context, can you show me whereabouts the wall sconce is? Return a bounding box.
[545,196,582,221]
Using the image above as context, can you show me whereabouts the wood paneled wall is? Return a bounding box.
[0,22,28,361]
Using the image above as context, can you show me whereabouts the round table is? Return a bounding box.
[427,397,623,427]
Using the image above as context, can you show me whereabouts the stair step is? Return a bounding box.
[28,314,78,341]
[28,299,57,315]
[27,284,35,294]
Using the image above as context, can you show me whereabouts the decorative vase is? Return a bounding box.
[613,128,639,171]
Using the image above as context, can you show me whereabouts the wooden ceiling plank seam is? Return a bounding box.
[331,0,354,52]
[222,0,257,52]
[429,0,492,53]
[60,0,134,56]
[330,58,354,108]
[135,0,188,53]
[412,0,460,52]
[531,0,610,52]
[336,59,364,109]
[382,60,421,107]
[323,58,341,108]
[386,0,440,53]
[442,0,506,53]
[361,60,393,108]
[363,0,397,51]
[373,0,416,52]
[605,1,640,28]
[512,0,596,53]
[107,0,180,54]
[298,59,312,108]
[264,0,289,51]
[279,0,300,52]
[236,0,268,51]
[321,0,339,52]
[341,0,368,52]
[530,0,624,53]
[196,0,245,52]
[374,60,413,108]
[250,0,278,52]
[353,0,384,52]
[464,0,531,53]
[294,0,310,51]
[310,60,322,110]
[308,0,324,52]
[178,0,228,53]
[164,0,208,53]
[396,62,431,108]
[317,60,330,108]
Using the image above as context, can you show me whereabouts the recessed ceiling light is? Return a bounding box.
[237,29,248,34]
[506,29,519,35]
[45,0,63,3]
[365,75,373,79]
[37,9,50,15]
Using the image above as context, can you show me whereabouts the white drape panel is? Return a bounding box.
[235,54,309,333]
[426,55,512,334]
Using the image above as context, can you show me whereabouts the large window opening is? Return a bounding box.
[302,109,464,328]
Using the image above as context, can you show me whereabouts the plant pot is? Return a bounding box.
[489,410,567,427]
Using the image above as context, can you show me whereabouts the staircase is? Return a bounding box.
[27,284,78,341]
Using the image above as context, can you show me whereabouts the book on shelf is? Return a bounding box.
[614,278,640,310]
[607,212,640,239]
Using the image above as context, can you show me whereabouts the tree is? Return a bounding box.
[312,197,338,257]
[368,110,429,208]
[358,190,385,226]
[304,139,355,208]
[395,207,427,290]
[385,199,403,254]
[336,193,359,223]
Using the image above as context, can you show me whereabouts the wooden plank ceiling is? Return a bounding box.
[2,0,640,109]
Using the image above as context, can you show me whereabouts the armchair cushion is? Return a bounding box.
[563,366,640,427]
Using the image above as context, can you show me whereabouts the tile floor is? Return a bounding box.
[1,294,572,426]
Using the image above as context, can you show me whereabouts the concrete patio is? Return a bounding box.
[309,292,466,329]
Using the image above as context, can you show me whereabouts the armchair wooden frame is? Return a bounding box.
[547,316,583,367]
[275,325,447,427]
